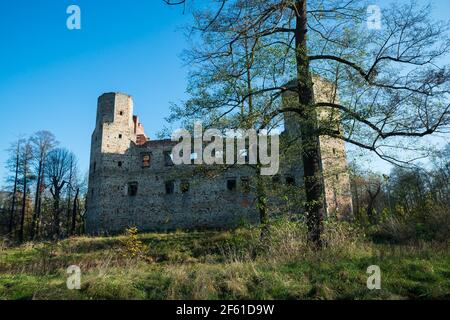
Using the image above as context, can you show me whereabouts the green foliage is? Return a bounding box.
[351,160,450,245]
[119,227,148,261]
[372,201,449,244]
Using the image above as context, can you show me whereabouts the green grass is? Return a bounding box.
[0,222,449,300]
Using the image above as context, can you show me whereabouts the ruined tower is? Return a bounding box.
[282,77,353,219]
[86,93,148,232]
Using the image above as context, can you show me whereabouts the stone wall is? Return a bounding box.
[86,83,353,234]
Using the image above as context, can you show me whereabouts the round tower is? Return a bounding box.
[86,92,134,233]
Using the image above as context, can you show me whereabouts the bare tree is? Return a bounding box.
[69,172,87,236]
[63,154,85,236]
[5,139,23,236]
[18,141,34,243]
[45,148,73,239]
[365,176,382,224]
[29,131,57,240]
[166,0,450,247]
[64,153,76,235]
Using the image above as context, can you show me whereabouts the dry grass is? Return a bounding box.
[0,219,448,300]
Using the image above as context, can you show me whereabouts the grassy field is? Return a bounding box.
[0,221,449,300]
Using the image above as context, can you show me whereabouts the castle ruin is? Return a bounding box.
[86,78,353,234]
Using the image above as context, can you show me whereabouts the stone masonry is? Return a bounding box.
[86,79,353,234]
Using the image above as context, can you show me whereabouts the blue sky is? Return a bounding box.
[0,0,191,184]
[0,0,449,184]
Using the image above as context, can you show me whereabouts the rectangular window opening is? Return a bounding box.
[165,181,175,194]
[128,182,138,197]
[227,179,237,191]
[142,154,151,168]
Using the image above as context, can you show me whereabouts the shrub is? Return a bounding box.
[119,227,149,261]
[323,220,366,250]
[373,203,450,243]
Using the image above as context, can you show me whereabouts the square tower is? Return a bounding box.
[282,77,353,219]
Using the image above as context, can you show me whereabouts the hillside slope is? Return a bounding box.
[0,222,449,300]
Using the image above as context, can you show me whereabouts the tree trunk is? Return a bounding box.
[367,184,381,224]
[242,34,269,231]
[65,159,74,234]
[35,178,43,238]
[53,193,61,239]
[51,181,66,239]
[295,0,326,248]
[244,35,254,115]
[8,142,20,235]
[30,158,43,240]
[19,164,28,243]
[366,200,375,223]
[256,167,268,225]
[35,165,46,239]
[71,188,80,236]
[353,180,360,218]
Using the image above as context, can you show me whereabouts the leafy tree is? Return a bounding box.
[166,0,450,247]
